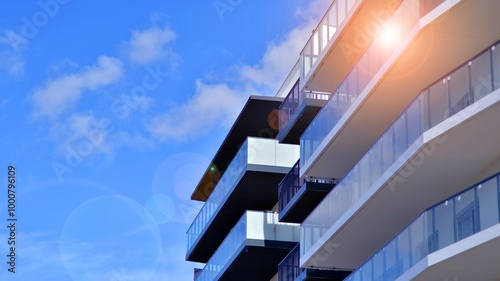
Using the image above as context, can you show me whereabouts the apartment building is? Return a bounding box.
[187,0,500,280]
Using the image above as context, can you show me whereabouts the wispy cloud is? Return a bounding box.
[148,0,329,141]
[0,232,69,280]
[30,56,124,119]
[0,29,29,76]
[148,80,246,141]
[124,24,179,67]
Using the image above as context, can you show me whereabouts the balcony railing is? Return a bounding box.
[187,137,299,254]
[301,40,500,256]
[278,159,303,214]
[300,0,360,81]
[278,79,331,132]
[278,159,336,214]
[187,137,248,252]
[196,211,300,281]
[300,0,422,167]
[345,171,500,281]
[278,244,303,281]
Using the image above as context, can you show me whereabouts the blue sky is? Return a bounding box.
[0,0,329,280]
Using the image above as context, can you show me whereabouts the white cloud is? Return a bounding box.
[148,1,328,141]
[125,25,178,66]
[148,80,246,140]
[0,232,69,280]
[295,0,332,21]
[238,24,313,91]
[31,56,124,119]
[0,30,29,76]
[239,0,332,91]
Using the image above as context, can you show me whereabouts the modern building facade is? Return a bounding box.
[187,0,500,280]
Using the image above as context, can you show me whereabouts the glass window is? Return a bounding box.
[368,42,382,79]
[359,155,372,194]
[370,141,384,183]
[385,239,398,280]
[397,229,411,273]
[406,97,423,145]
[477,176,499,231]
[410,215,426,266]
[448,64,470,115]
[357,53,370,91]
[338,0,346,24]
[433,199,455,250]
[380,127,395,172]
[348,66,359,97]
[361,258,373,281]
[393,114,408,159]
[470,50,492,102]
[493,45,500,90]
[373,251,385,281]
[428,78,448,128]
[455,189,476,240]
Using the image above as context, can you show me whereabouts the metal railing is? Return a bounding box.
[300,0,360,81]
[278,79,331,132]
[278,244,303,281]
[278,159,336,213]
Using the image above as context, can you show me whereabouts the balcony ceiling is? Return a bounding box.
[191,96,283,201]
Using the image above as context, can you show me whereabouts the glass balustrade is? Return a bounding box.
[300,0,421,166]
[187,138,248,252]
[301,40,500,257]
[345,172,500,281]
[196,211,300,281]
[278,159,304,213]
[278,244,303,281]
[278,79,331,132]
[187,137,299,253]
[278,159,336,213]
[300,0,359,81]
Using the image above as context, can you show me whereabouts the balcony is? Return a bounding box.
[187,137,299,262]
[300,0,500,181]
[300,40,500,269]
[195,211,299,281]
[191,96,284,201]
[278,79,331,144]
[278,244,351,281]
[346,172,500,281]
[300,0,403,92]
[278,160,337,223]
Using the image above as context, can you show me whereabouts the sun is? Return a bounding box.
[379,24,399,45]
